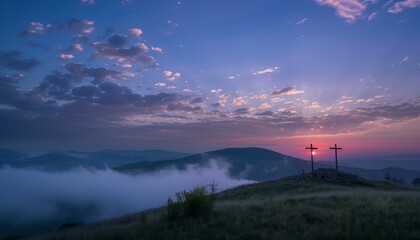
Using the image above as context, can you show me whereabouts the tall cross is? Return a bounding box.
[329,144,343,171]
[305,144,318,172]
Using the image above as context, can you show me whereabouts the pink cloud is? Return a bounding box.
[232,97,247,106]
[314,0,378,23]
[72,44,83,51]
[59,54,75,60]
[253,66,279,75]
[162,71,173,77]
[128,28,143,37]
[151,47,163,53]
[388,0,420,13]
[272,87,304,96]
[20,22,44,35]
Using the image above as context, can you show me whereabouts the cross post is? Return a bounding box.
[329,144,343,171]
[305,144,318,172]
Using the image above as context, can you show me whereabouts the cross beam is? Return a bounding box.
[305,144,318,172]
[329,144,343,171]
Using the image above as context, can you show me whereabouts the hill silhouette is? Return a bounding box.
[0,149,191,171]
[115,147,420,182]
[0,148,27,165]
[115,147,311,181]
[1,147,419,182]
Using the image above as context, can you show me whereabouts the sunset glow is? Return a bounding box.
[0,0,419,158]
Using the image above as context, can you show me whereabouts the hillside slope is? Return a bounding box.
[29,169,420,240]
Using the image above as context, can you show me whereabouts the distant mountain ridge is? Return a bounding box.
[1,147,419,182]
[0,149,192,171]
[340,154,420,171]
[0,149,27,165]
[115,147,420,183]
[115,147,311,181]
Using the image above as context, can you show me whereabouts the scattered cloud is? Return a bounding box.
[255,110,276,117]
[162,71,180,81]
[296,18,309,24]
[227,76,235,80]
[19,22,44,36]
[108,34,128,47]
[232,96,247,106]
[314,0,378,23]
[219,93,230,100]
[58,19,95,34]
[121,0,133,6]
[250,93,268,100]
[211,93,230,107]
[211,89,222,94]
[162,71,173,77]
[368,11,378,21]
[92,35,157,72]
[121,63,132,68]
[59,54,75,60]
[0,51,40,71]
[234,108,251,115]
[307,101,321,109]
[19,19,95,37]
[151,47,163,53]
[168,73,181,82]
[252,66,280,75]
[68,44,83,52]
[155,82,167,87]
[272,87,304,96]
[190,97,204,104]
[400,56,410,64]
[212,101,224,107]
[388,0,420,13]
[259,103,272,109]
[81,0,95,4]
[128,28,143,37]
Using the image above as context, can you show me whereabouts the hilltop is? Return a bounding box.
[28,169,420,240]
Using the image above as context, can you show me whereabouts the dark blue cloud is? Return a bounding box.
[0,51,40,71]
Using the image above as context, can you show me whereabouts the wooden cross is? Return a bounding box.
[329,144,343,171]
[305,144,318,172]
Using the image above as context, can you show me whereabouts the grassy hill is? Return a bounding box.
[27,168,420,240]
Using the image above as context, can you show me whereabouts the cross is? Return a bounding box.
[329,144,343,171]
[305,144,318,172]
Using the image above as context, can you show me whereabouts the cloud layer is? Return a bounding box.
[0,162,251,238]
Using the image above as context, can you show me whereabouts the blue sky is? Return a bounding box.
[0,0,419,158]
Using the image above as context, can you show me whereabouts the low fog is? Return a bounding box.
[0,160,252,237]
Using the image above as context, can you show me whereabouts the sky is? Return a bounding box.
[0,0,419,159]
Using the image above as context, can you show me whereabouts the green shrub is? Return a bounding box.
[413,178,420,187]
[384,172,405,184]
[166,183,217,220]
